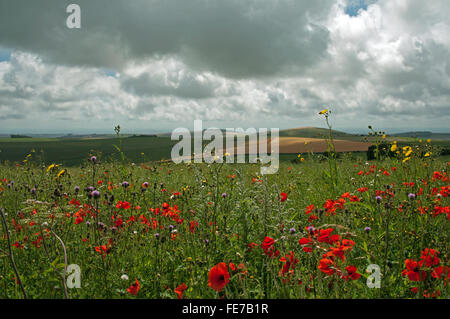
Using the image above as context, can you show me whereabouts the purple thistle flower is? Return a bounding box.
[90,156,97,163]
[74,186,80,193]
[222,193,227,198]
[408,193,416,200]
[364,227,371,233]
[376,196,382,203]
[92,190,100,199]
[289,227,296,234]
[122,181,129,188]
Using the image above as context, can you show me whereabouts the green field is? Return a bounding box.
[0,136,178,166]
[1,128,450,167]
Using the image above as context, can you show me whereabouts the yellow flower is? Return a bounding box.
[224,152,231,157]
[427,139,431,143]
[382,134,386,139]
[46,164,56,172]
[300,158,305,162]
[57,170,65,178]
[402,157,410,163]
[424,152,431,157]
[319,109,328,115]
[390,144,397,152]
[402,146,412,157]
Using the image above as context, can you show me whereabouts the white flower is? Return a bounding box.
[121,274,129,281]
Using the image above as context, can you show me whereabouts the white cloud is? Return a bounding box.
[0,0,449,133]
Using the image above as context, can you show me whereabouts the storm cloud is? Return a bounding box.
[0,0,449,133]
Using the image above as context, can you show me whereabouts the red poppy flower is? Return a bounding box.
[305,204,315,214]
[127,279,140,295]
[261,236,279,257]
[116,200,131,210]
[174,283,187,299]
[318,258,335,276]
[261,236,275,250]
[299,237,313,252]
[208,262,230,292]
[345,265,361,280]
[280,192,287,202]
[402,259,427,281]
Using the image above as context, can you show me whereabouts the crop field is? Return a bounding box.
[0,136,448,299]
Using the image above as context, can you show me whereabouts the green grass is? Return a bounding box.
[0,148,448,299]
[0,136,178,166]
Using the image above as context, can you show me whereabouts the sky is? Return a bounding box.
[0,0,449,134]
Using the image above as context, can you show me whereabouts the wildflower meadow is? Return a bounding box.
[0,122,448,299]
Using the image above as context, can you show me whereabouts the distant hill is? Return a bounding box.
[60,133,115,139]
[279,127,356,139]
[393,131,450,140]
[129,134,158,138]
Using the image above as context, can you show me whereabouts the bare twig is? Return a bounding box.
[0,208,28,299]
[51,230,70,299]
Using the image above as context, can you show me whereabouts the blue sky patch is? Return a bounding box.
[102,68,117,77]
[345,0,377,17]
[0,48,12,62]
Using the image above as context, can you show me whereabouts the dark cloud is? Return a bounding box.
[0,0,334,78]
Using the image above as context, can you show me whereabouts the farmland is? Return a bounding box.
[1,127,450,167]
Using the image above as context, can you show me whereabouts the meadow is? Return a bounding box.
[0,116,450,299]
[0,130,448,299]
